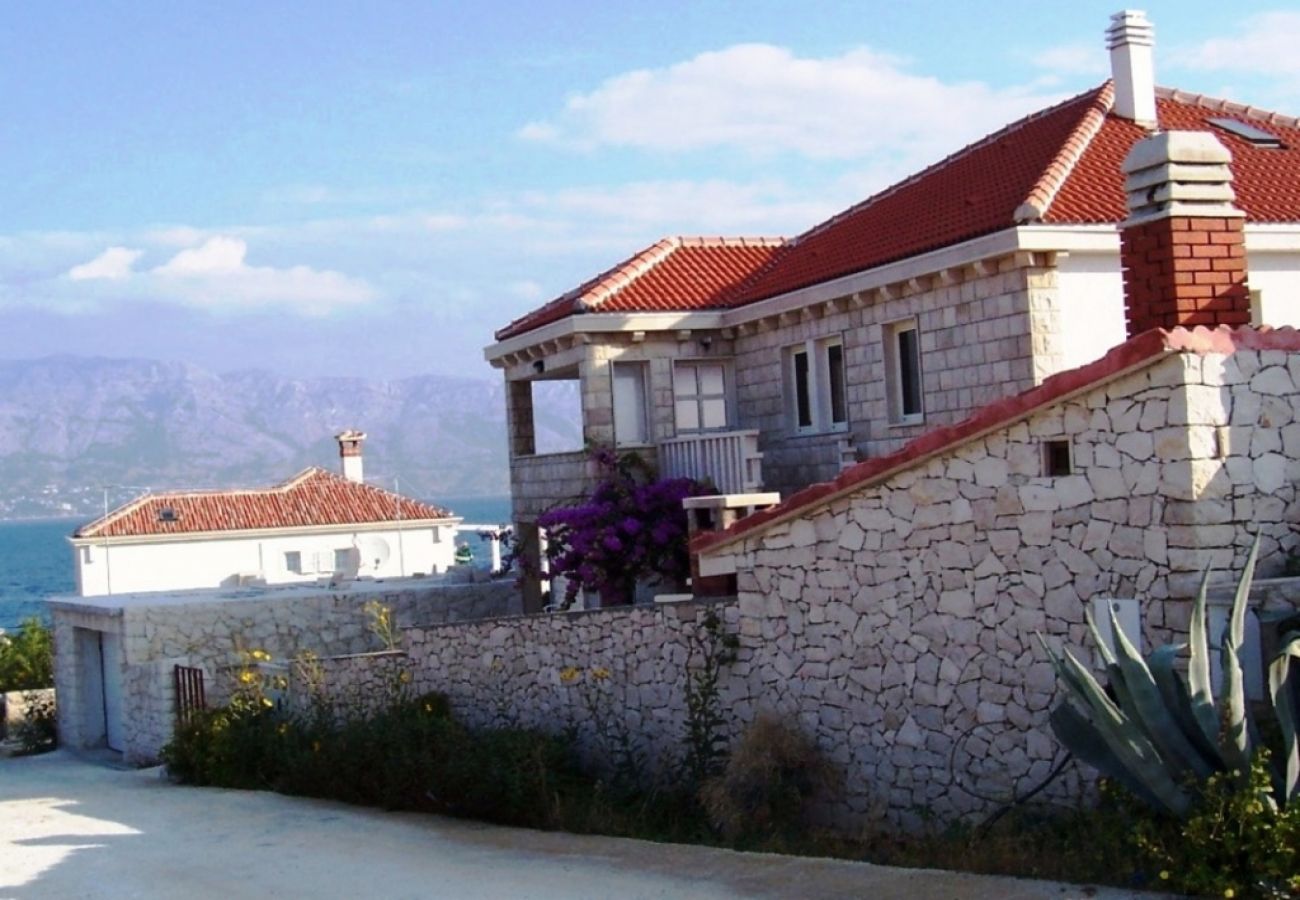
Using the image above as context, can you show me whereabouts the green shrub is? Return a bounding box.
[1128,753,1300,898]
[700,714,833,843]
[12,691,57,755]
[0,617,54,692]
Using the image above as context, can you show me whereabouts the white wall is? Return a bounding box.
[1056,251,1127,371]
[1247,249,1300,327]
[74,524,456,597]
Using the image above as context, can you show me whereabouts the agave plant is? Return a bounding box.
[1040,537,1300,818]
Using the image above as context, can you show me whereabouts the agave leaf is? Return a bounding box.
[1148,643,1224,770]
[1049,703,1164,811]
[1086,605,1118,668]
[1187,565,1222,750]
[1270,629,1300,804]
[1218,539,1260,783]
[1107,607,1215,779]
[1038,635,1192,816]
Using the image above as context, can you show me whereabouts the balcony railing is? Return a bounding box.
[657,429,763,495]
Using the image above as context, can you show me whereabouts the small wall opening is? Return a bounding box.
[1042,440,1073,476]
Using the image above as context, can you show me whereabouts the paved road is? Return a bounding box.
[0,752,1142,899]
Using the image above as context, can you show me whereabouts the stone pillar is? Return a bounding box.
[1119,131,1250,337]
[505,379,535,456]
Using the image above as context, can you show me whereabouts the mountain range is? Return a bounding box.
[0,356,581,519]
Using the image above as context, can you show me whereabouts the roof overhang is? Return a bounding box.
[70,517,463,547]
[485,222,1300,365]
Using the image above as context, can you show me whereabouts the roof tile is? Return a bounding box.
[75,468,454,539]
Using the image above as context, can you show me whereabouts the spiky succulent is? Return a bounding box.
[1040,537,1300,817]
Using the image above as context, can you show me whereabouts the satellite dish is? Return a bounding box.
[356,536,391,571]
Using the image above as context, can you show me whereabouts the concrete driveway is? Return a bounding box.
[0,752,1145,899]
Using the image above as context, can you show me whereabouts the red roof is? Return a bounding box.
[74,468,454,539]
[692,325,1300,556]
[731,83,1300,305]
[494,237,785,341]
[496,82,1300,340]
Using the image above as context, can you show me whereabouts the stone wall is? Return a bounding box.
[50,576,519,764]
[733,256,1058,496]
[318,343,1300,829]
[700,345,1300,823]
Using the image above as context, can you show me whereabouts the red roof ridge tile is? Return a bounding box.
[693,326,1300,556]
[1016,82,1115,222]
[783,84,1110,251]
[1157,87,1300,131]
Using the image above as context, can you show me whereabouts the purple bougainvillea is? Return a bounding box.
[538,450,708,606]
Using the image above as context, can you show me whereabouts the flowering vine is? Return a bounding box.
[538,447,708,606]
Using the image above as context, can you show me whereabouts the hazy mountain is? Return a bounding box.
[0,356,582,518]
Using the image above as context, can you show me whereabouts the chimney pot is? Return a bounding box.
[336,429,367,483]
[1107,9,1157,127]
[1118,131,1250,336]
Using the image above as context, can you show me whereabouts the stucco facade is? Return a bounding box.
[72,521,457,597]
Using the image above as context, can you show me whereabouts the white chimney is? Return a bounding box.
[336,429,366,483]
[1107,10,1157,128]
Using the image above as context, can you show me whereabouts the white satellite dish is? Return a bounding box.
[356,536,392,571]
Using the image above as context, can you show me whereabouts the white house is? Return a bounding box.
[69,431,462,596]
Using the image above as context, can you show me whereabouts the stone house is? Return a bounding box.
[69,431,462,597]
[484,11,1300,608]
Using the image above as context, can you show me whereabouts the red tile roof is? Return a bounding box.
[494,237,785,341]
[731,84,1300,305]
[496,82,1300,341]
[74,468,454,539]
[692,325,1300,556]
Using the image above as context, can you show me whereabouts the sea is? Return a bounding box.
[0,496,512,633]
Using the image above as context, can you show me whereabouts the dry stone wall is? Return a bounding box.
[320,345,1300,828]
[51,577,518,764]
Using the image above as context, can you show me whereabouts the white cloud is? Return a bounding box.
[154,236,245,276]
[520,43,1063,162]
[149,236,376,315]
[1176,12,1300,78]
[67,246,143,281]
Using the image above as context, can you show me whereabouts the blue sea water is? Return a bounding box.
[0,518,78,631]
[0,496,512,633]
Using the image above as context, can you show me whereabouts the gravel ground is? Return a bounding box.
[0,751,1152,899]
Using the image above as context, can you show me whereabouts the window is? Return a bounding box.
[284,551,303,574]
[885,319,924,423]
[1043,440,1073,476]
[333,548,354,572]
[611,362,649,446]
[786,336,848,434]
[673,361,729,432]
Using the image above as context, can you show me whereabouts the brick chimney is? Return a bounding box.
[1107,10,1157,128]
[336,429,367,483]
[1119,131,1250,336]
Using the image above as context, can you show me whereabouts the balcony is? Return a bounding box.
[657,429,763,495]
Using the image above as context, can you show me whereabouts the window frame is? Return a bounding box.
[672,359,731,434]
[785,335,849,435]
[884,318,924,425]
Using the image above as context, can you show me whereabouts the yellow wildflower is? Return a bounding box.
[261,697,273,708]
[591,666,611,681]
[1224,891,1235,899]
[1159,872,1170,881]
[559,666,580,684]
[399,671,412,684]
[239,670,256,684]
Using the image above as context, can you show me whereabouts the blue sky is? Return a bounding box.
[2,1,1297,380]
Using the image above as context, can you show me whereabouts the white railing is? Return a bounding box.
[658,429,763,494]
